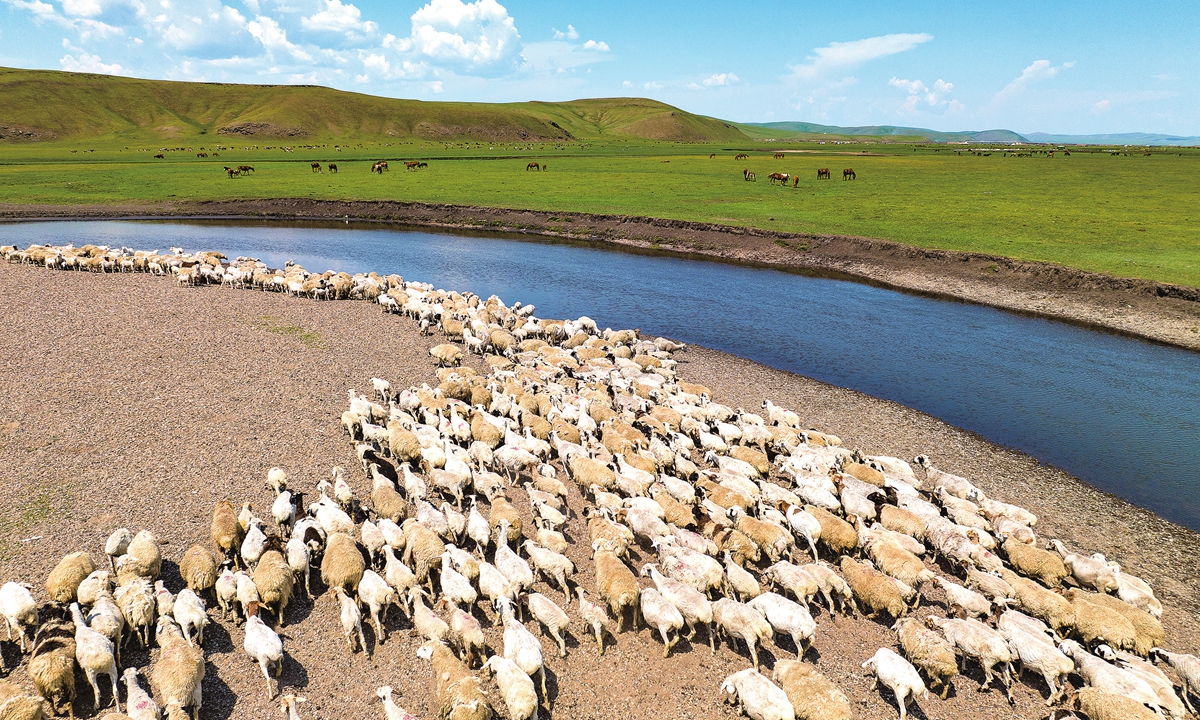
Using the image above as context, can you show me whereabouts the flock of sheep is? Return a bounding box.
[2,240,1200,720]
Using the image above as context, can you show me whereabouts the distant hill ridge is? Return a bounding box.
[0,66,747,143]
[742,121,1027,144]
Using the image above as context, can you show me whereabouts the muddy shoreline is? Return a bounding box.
[3,198,1199,351]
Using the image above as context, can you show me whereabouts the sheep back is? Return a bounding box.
[878,505,925,541]
[487,498,522,544]
[894,617,958,695]
[28,618,75,715]
[806,507,856,556]
[868,541,931,589]
[1082,590,1163,656]
[772,659,852,720]
[843,462,886,487]
[839,557,906,619]
[1073,687,1159,720]
[1000,570,1073,631]
[253,549,294,615]
[151,635,204,711]
[211,500,242,556]
[372,483,413,524]
[729,446,770,477]
[402,521,446,584]
[126,531,162,579]
[179,545,217,593]
[387,422,423,464]
[568,455,615,493]
[1002,538,1067,587]
[1064,589,1144,653]
[594,550,639,623]
[427,642,493,720]
[45,551,95,603]
[321,533,365,593]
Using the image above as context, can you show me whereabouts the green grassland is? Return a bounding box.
[1,68,1198,287]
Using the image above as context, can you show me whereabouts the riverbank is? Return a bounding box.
[4,198,1199,352]
[1,258,1196,720]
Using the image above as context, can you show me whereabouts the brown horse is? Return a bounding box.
[237,165,254,174]
[774,152,785,159]
[709,153,716,159]
[196,152,208,158]
[842,168,856,180]
[225,167,240,179]
[404,161,419,171]
[526,162,540,171]
[311,162,322,173]
[743,168,755,181]
[817,168,831,179]
[793,175,800,188]
[735,153,749,160]
[376,160,389,172]
[768,172,789,185]
[328,163,337,173]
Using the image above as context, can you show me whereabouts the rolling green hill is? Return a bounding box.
[742,121,1027,144]
[0,67,748,143]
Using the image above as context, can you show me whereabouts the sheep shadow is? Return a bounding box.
[278,650,311,695]
[871,681,933,720]
[202,615,237,655]
[199,660,238,720]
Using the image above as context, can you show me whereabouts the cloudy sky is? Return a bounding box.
[1,0,1196,135]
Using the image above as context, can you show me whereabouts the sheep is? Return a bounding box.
[122,668,159,720]
[861,532,933,590]
[636,587,685,658]
[417,640,494,720]
[926,616,1014,699]
[495,597,548,699]
[430,343,464,366]
[0,582,37,652]
[151,616,205,720]
[28,613,76,717]
[1060,639,1164,713]
[805,506,856,557]
[1152,648,1200,714]
[523,540,574,601]
[712,598,773,670]
[568,454,616,493]
[321,532,366,594]
[643,563,715,651]
[999,568,1074,632]
[68,602,120,714]
[653,538,727,598]
[532,519,570,555]
[284,538,312,604]
[1110,563,1163,618]
[172,589,208,647]
[725,552,761,602]
[211,500,243,564]
[271,491,296,535]
[334,586,368,653]
[839,557,907,620]
[253,544,295,626]
[772,659,852,720]
[762,562,820,608]
[934,576,994,619]
[1070,686,1160,720]
[964,566,1014,602]
[593,547,640,632]
[1083,588,1164,657]
[215,564,237,620]
[748,592,816,659]
[575,588,614,654]
[729,507,794,563]
[47,550,96,603]
[996,616,1073,705]
[243,602,285,700]
[1061,588,1139,652]
[1002,537,1067,587]
[489,502,524,547]
[485,656,541,720]
[177,545,217,597]
[1097,646,1186,720]
[440,598,486,667]
[715,527,761,567]
[720,669,795,720]
[114,575,155,648]
[78,569,113,607]
[862,647,926,720]
[889,617,958,701]
[410,587,451,643]
[1050,540,1119,593]
[105,528,133,571]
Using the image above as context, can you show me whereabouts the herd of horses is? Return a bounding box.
[223,165,254,179]
[526,162,547,171]
[744,166,856,184]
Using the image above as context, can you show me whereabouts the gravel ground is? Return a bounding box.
[0,259,1197,720]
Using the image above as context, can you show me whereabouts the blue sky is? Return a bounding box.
[1,0,1196,135]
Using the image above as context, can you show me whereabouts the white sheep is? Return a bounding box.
[1060,639,1165,714]
[926,616,1014,699]
[1151,648,1200,714]
[998,617,1073,705]
[244,602,285,699]
[862,647,927,720]
[173,589,209,646]
[0,581,37,652]
[747,592,816,659]
[642,563,715,652]
[334,586,368,654]
[482,655,539,720]
[523,540,574,601]
[358,569,397,645]
[525,592,571,658]
[719,668,795,720]
[495,597,547,699]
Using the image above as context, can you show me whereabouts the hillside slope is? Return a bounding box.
[0,67,747,143]
[743,121,1027,144]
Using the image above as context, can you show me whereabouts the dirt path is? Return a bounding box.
[0,261,1196,720]
[3,198,1199,352]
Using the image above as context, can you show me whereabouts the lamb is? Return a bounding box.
[523,540,575,601]
[358,570,397,645]
[272,491,296,535]
[382,547,417,617]
[410,588,451,643]
[1001,537,1067,587]
[643,563,715,652]
[639,587,685,658]
[891,617,958,699]
[482,655,538,720]
[211,500,243,564]
[0,581,37,652]
[232,571,259,625]
[964,566,1014,602]
[151,616,205,720]
[724,552,761,602]
[29,613,76,717]
[215,564,237,620]
[78,570,113,607]
[926,616,1014,699]
[178,545,217,597]
[371,474,412,525]
[565,587,612,658]
[919,461,983,499]
[861,648,927,720]
[489,502,524,547]
[1050,539,1119,593]
[934,576,994,619]
[748,592,816,659]
[416,640,494,720]
[805,506,856,557]
[122,530,161,580]
[653,538,727,598]
[122,668,160,720]
[244,602,285,700]
[441,598,486,667]
[712,598,773,670]
[997,615,1073,705]
[68,602,120,714]
[46,550,96,603]
[172,589,208,647]
[321,532,366,594]
[253,543,295,626]
[1060,639,1164,713]
[729,507,794,563]
[285,539,312,603]
[1070,686,1160,720]
[493,526,534,593]
[772,659,852,720]
[715,527,760,567]
[334,586,368,653]
[495,597,547,699]
[593,547,639,631]
[719,669,795,720]
[525,592,570,658]
[1151,648,1200,714]
[795,562,854,615]
[839,556,907,620]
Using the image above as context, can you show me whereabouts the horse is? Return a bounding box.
[196,152,208,158]
[377,161,389,172]
[735,153,748,160]
[328,163,337,173]
[404,161,419,171]
[743,168,754,181]
[768,172,789,185]
[154,154,164,159]
[311,162,322,173]
[793,175,800,188]
[417,162,428,169]
[709,153,716,159]
[225,167,240,179]
[526,162,540,171]
[774,152,785,159]
[817,168,831,179]
[238,165,254,174]
[842,168,856,180]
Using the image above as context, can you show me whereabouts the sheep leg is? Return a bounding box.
[259,659,276,699]
[1180,688,1195,715]
[594,626,605,655]
[895,685,910,720]
[108,664,120,712]
[373,609,386,644]
[939,678,951,700]
[85,668,102,712]
[554,630,566,657]
[708,623,716,653]
[746,637,760,671]
[538,666,548,702]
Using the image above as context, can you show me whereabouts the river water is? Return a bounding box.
[5,220,1198,529]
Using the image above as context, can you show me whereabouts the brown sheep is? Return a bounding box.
[211,500,242,564]
[28,615,76,717]
[46,551,96,604]
[894,617,958,699]
[253,542,294,627]
[594,548,639,632]
[178,545,217,596]
[840,557,907,620]
[321,532,366,595]
[807,507,857,557]
[1003,538,1067,587]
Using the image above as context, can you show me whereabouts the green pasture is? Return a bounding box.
[1,140,1197,287]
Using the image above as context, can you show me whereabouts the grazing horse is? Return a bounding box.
[743,168,755,181]
[817,168,831,179]
[709,153,716,159]
[237,165,254,174]
[793,175,800,188]
[311,161,322,173]
[328,163,337,173]
[197,152,208,158]
[767,172,789,185]
[842,168,856,180]
[154,153,164,159]
[774,152,785,159]
[417,162,428,169]
[225,167,240,179]
[735,153,749,160]
[404,161,419,171]
[526,162,540,171]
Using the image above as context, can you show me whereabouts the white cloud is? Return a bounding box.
[1092,99,1111,114]
[301,0,377,37]
[361,51,389,75]
[60,0,102,17]
[581,39,608,51]
[790,33,933,80]
[644,81,661,90]
[60,51,122,74]
[2,0,59,22]
[429,80,443,92]
[995,59,1075,100]
[248,13,312,61]
[688,72,739,90]
[552,24,577,40]
[889,75,956,113]
[403,0,520,69]
[888,77,925,95]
